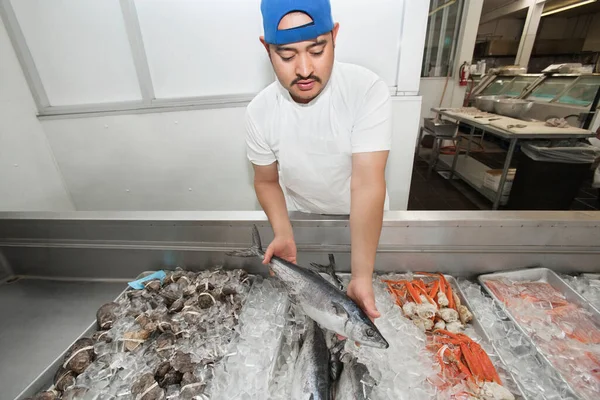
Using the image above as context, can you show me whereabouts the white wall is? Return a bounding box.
[42,107,258,211]
[41,97,421,211]
[450,0,484,108]
[387,97,422,210]
[1,5,422,212]
[0,17,73,211]
[419,77,456,123]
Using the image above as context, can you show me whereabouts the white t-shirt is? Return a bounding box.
[246,61,392,214]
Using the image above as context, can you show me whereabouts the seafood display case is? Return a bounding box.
[480,268,600,399]
[1,211,599,400]
[475,75,541,99]
[525,74,600,126]
[468,64,600,127]
[469,65,542,101]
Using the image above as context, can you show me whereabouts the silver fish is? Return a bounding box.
[292,319,331,400]
[336,355,376,400]
[227,225,389,349]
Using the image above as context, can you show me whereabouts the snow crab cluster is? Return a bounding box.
[429,330,513,400]
[384,273,473,333]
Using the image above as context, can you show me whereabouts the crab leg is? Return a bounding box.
[414,279,427,291]
[405,281,422,304]
[416,284,437,306]
[429,280,441,299]
[460,342,484,382]
[447,283,455,309]
[442,345,477,385]
[474,343,502,384]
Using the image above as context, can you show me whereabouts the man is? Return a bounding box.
[246,0,392,321]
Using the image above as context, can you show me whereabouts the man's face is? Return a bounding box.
[261,13,339,104]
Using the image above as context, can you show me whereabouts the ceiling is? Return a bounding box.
[481,0,521,15]
[545,0,600,17]
[482,0,600,19]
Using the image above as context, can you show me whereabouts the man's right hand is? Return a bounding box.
[263,235,297,264]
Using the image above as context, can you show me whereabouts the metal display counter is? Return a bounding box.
[431,108,594,210]
[1,211,599,399]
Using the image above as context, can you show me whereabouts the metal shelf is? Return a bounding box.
[438,154,509,206]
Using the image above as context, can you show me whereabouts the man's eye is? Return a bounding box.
[311,51,324,56]
[281,55,295,62]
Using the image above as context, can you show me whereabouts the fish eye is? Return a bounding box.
[366,328,375,337]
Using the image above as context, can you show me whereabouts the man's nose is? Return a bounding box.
[296,53,314,79]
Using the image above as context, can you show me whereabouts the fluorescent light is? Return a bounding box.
[541,0,597,17]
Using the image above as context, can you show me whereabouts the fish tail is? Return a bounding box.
[251,224,262,251]
[310,254,343,290]
[225,224,262,258]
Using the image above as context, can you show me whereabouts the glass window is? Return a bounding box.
[526,77,576,102]
[421,0,464,77]
[481,77,516,95]
[555,76,600,107]
[499,76,538,97]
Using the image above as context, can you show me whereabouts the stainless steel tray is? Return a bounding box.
[0,277,129,400]
[380,273,526,399]
[447,276,528,399]
[14,270,256,400]
[446,275,527,400]
[12,277,133,400]
[478,268,600,327]
[561,273,600,315]
[478,267,600,399]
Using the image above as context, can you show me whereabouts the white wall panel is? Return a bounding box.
[134,0,273,99]
[10,0,141,105]
[330,0,408,89]
[0,17,74,211]
[135,0,411,98]
[42,107,258,211]
[419,77,455,125]
[395,0,429,93]
[42,98,421,212]
[387,97,422,210]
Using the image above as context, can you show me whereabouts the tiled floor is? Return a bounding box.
[409,148,599,211]
[408,159,482,210]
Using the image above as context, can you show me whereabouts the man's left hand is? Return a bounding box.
[346,276,381,321]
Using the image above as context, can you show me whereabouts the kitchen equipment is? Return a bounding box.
[493,98,533,119]
[475,95,506,112]
[423,117,457,137]
[489,119,592,135]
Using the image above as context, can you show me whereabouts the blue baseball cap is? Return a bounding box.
[261,0,334,45]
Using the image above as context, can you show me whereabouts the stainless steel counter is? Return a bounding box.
[0,277,127,399]
[0,211,598,278]
[0,211,598,399]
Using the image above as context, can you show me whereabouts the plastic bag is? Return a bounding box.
[521,141,600,164]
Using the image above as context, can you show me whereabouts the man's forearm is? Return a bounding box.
[254,180,293,238]
[349,180,386,280]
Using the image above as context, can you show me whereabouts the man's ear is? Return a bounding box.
[331,23,340,46]
[259,36,271,56]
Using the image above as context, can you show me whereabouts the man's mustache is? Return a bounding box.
[291,75,322,86]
